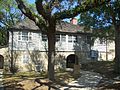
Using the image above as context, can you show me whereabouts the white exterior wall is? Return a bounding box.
[8,30,91,71]
[9,31,90,51]
[92,38,115,61]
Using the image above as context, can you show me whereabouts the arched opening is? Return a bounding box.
[66,54,78,68]
[0,55,4,69]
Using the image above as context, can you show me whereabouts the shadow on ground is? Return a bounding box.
[3,61,120,90]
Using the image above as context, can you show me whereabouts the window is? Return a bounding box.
[56,34,60,42]
[42,34,47,41]
[68,35,77,43]
[68,35,72,42]
[61,34,66,42]
[100,39,106,44]
[86,36,91,44]
[29,32,32,40]
[22,32,28,41]
[18,31,32,41]
[18,32,22,40]
[73,36,77,43]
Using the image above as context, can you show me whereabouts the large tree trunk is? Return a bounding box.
[47,23,56,81]
[114,25,120,74]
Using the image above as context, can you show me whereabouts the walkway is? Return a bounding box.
[60,70,102,90]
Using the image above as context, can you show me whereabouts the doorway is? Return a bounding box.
[0,55,4,69]
[66,54,78,68]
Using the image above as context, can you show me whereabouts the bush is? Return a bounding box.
[10,66,19,74]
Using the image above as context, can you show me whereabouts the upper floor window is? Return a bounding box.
[73,36,77,43]
[61,34,66,42]
[68,35,77,43]
[42,34,47,41]
[22,32,28,41]
[56,34,60,42]
[18,31,32,41]
[99,39,106,44]
[68,35,72,42]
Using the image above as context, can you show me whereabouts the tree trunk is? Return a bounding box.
[10,31,14,74]
[47,24,56,81]
[114,25,120,74]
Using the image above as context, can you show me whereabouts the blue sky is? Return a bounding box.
[26,0,80,22]
[27,0,35,3]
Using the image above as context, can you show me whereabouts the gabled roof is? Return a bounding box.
[12,19,39,30]
[10,18,91,35]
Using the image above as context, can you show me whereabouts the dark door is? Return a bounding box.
[0,55,4,69]
[66,54,78,68]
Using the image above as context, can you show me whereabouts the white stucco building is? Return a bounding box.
[6,18,115,72]
[7,18,92,71]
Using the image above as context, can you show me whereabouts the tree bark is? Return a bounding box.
[10,31,14,74]
[47,21,56,81]
[114,25,120,74]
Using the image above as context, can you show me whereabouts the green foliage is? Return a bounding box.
[78,1,116,40]
[0,0,23,27]
[4,50,21,74]
[0,28,8,46]
[0,0,23,46]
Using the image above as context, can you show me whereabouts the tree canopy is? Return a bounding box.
[14,0,111,81]
[78,1,116,40]
[79,0,120,74]
[0,0,24,46]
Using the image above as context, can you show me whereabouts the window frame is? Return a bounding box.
[61,34,66,42]
[18,31,32,41]
[42,34,47,42]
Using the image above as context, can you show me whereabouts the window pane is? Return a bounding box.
[68,35,72,42]
[61,34,66,42]
[22,32,28,35]
[29,36,32,40]
[21,32,28,41]
[42,34,47,41]
[18,32,21,40]
[22,36,28,41]
[18,36,21,40]
[73,36,77,43]
[56,34,60,42]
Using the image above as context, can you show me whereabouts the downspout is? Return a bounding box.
[106,36,108,61]
[11,30,14,74]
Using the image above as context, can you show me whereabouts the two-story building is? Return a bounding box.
[7,18,92,72]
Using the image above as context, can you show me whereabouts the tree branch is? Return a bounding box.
[54,0,111,20]
[35,0,50,20]
[15,0,47,32]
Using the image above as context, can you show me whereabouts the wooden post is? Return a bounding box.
[73,64,80,78]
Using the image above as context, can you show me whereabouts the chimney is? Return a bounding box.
[70,18,78,25]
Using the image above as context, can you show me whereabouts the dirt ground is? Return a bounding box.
[3,61,120,90]
[3,71,74,90]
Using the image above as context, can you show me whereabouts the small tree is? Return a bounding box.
[4,50,20,74]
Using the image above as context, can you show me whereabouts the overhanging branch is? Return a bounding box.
[15,0,47,32]
[54,0,111,20]
[35,0,50,20]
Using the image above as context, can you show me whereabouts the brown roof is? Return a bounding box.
[12,19,39,30]
[10,19,90,34]
[56,21,84,33]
